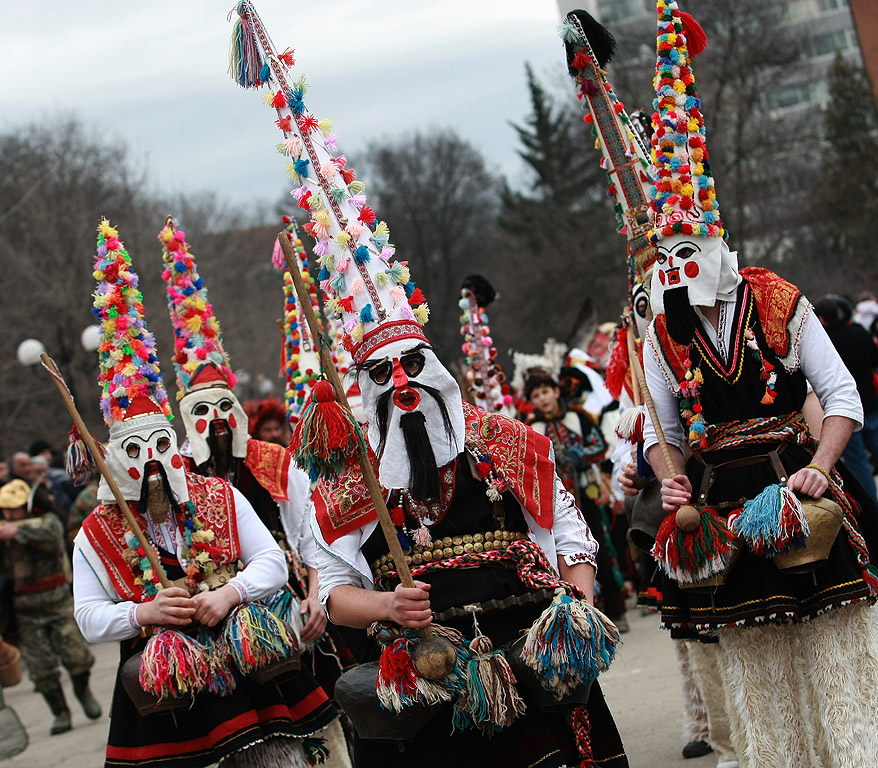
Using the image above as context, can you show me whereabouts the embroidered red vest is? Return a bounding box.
[81,473,240,602]
[313,401,557,544]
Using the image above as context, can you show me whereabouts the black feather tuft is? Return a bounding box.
[461,274,497,308]
[663,287,696,346]
[564,9,617,72]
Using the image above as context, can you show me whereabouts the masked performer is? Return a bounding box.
[72,219,335,768]
[638,4,878,766]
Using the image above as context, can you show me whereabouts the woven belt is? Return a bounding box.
[371,530,528,575]
[692,446,788,510]
[14,572,66,595]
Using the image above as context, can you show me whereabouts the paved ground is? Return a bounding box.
[0,601,711,767]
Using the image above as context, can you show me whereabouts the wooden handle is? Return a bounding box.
[278,234,420,593]
[40,354,171,589]
[624,322,642,407]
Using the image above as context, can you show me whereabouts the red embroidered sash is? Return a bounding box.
[81,473,240,602]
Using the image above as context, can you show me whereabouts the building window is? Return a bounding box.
[767,83,812,110]
[816,0,845,12]
[810,29,850,57]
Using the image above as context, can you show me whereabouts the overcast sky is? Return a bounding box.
[1,1,572,214]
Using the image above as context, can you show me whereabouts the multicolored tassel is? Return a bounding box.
[65,424,100,486]
[289,380,365,480]
[138,629,211,700]
[521,589,620,697]
[731,483,810,557]
[651,507,734,583]
[223,603,298,674]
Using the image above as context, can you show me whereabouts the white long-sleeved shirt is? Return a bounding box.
[277,465,319,569]
[310,458,599,607]
[642,302,864,453]
[73,486,287,644]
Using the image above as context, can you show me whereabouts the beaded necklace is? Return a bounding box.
[122,499,222,597]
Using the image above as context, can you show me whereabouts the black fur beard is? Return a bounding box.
[398,411,441,501]
[137,463,180,524]
[664,286,696,346]
[206,426,234,480]
[374,383,455,460]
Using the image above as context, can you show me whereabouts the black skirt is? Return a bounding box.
[104,636,337,768]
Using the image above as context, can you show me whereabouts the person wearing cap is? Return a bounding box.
[72,219,337,768]
[640,3,878,764]
[0,478,99,735]
[523,366,629,631]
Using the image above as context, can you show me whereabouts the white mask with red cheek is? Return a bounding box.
[358,339,466,491]
[650,234,741,314]
[98,414,190,504]
[179,387,249,468]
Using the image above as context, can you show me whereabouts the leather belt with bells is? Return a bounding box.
[170,562,240,594]
[692,445,788,511]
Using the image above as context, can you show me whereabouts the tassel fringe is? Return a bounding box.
[223,603,298,674]
[453,634,525,732]
[731,483,810,557]
[521,589,620,697]
[138,629,211,700]
[652,508,734,583]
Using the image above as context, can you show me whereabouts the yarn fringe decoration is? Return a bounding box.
[303,737,329,766]
[196,627,237,697]
[521,589,620,697]
[651,507,733,583]
[289,379,365,481]
[223,603,298,674]
[731,484,810,557]
[138,629,211,700]
[265,585,307,645]
[228,2,264,88]
[615,405,646,444]
[65,424,101,486]
[374,624,468,713]
[452,633,526,732]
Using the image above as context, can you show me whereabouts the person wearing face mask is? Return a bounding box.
[639,4,878,766]
[71,220,337,768]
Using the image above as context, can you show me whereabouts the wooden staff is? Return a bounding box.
[625,329,700,529]
[40,354,171,589]
[276,237,421,594]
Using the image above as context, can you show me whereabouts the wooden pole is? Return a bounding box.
[624,318,642,408]
[277,234,419,593]
[40,354,171,589]
[625,329,678,480]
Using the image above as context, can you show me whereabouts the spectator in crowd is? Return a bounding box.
[0,460,8,485]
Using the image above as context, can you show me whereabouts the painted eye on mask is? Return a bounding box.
[156,436,172,453]
[192,403,210,416]
[366,360,393,386]
[218,399,234,412]
[126,443,141,459]
[675,247,696,260]
[400,352,425,378]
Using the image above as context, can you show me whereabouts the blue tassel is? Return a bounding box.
[403,280,415,298]
[360,304,374,323]
[317,266,329,281]
[259,61,270,84]
[294,158,310,177]
[732,483,809,557]
[353,245,370,264]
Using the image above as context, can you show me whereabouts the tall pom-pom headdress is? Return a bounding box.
[649,0,723,244]
[560,9,657,277]
[93,218,173,426]
[458,275,512,413]
[274,216,323,421]
[228,1,429,365]
[159,217,238,398]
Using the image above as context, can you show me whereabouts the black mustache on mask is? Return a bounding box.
[399,411,441,501]
[664,286,696,345]
[374,382,455,460]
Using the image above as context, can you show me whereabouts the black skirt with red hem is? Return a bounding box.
[104,637,337,768]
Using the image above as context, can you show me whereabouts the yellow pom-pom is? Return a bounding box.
[687,118,699,132]
[399,266,411,285]
[315,209,331,226]
[335,231,351,247]
[318,118,333,137]
[374,221,389,237]
[285,162,299,179]
[262,90,275,105]
[413,303,430,325]
[98,220,118,238]
[352,323,365,342]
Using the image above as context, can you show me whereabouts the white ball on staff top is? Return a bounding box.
[16,338,46,367]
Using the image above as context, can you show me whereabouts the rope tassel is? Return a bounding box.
[652,507,733,583]
[453,634,525,732]
[615,404,646,443]
[731,483,810,557]
[521,589,620,697]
